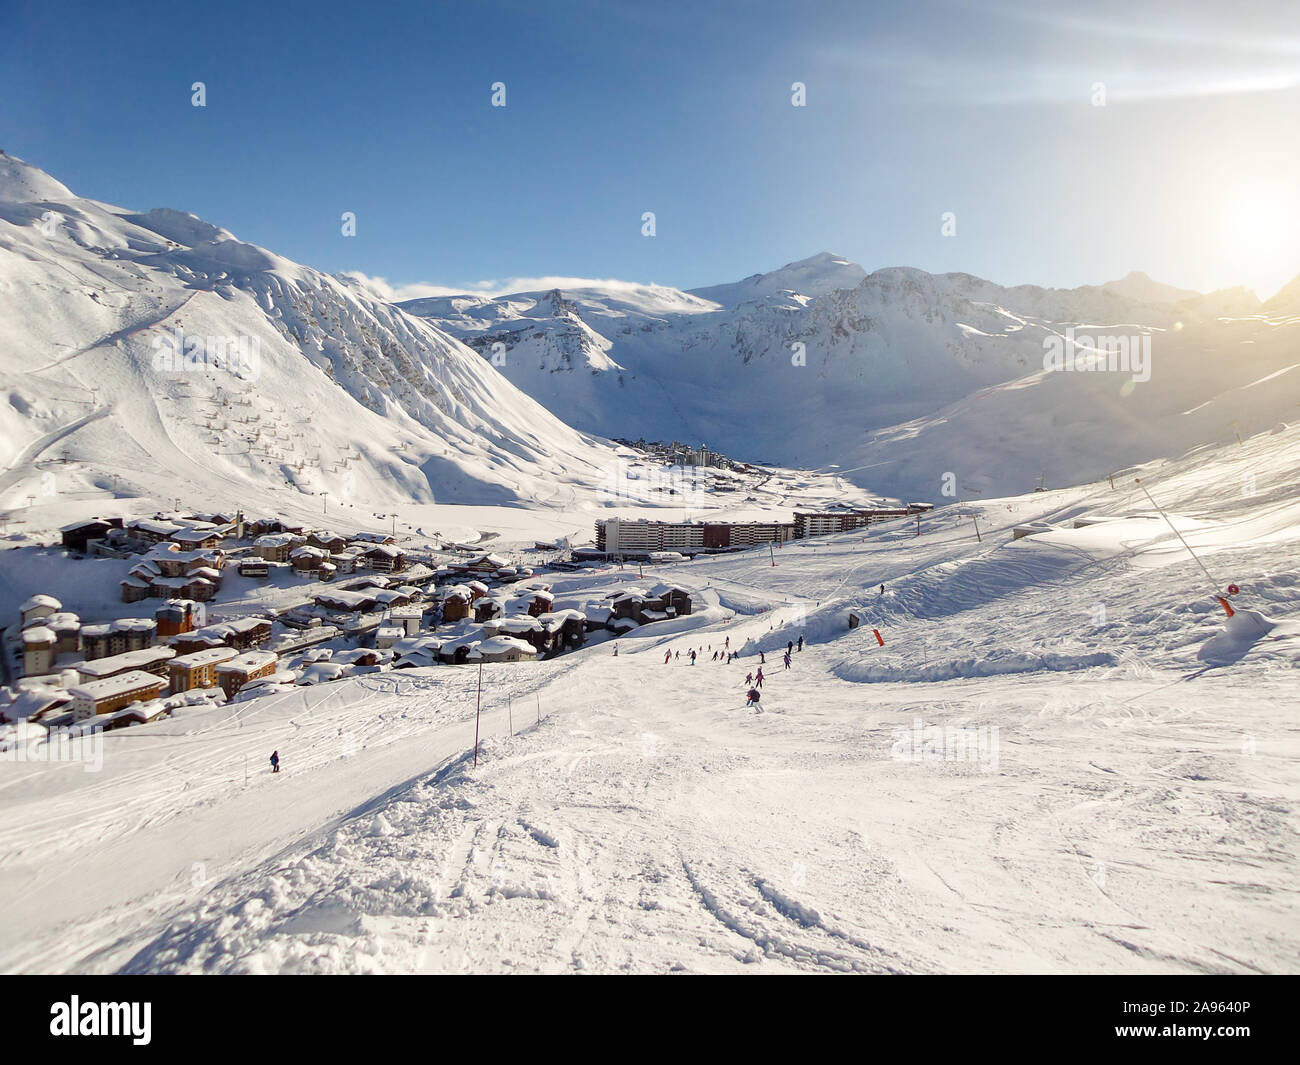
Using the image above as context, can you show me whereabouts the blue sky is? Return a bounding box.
[3,0,1298,298]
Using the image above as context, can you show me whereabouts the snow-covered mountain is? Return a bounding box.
[687,250,868,306]
[403,254,1300,499]
[6,151,1296,516]
[0,154,621,519]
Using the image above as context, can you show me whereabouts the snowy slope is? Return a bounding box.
[2,422,1297,974]
[404,255,1300,498]
[0,154,623,521]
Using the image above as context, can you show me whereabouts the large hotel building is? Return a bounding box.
[593,504,931,557]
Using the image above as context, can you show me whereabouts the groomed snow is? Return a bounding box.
[1,425,1296,974]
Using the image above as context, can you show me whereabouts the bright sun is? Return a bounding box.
[1215,178,1298,294]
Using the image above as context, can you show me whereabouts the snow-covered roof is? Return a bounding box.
[69,670,168,700]
[536,608,585,630]
[128,518,184,535]
[0,685,71,721]
[59,518,113,532]
[100,700,170,725]
[495,616,542,634]
[477,636,537,656]
[77,646,176,678]
[255,532,301,547]
[22,626,56,644]
[171,647,239,669]
[20,594,61,612]
[313,588,377,610]
[215,650,278,674]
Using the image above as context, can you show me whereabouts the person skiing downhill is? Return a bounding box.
[783,652,791,670]
[755,668,764,688]
[787,640,793,655]
[690,650,696,665]
[746,688,761,708]
[759,651,765,665]
[665,650,671,664]
[797,635,804,652]
[744,671,754,686]
[270,750,280,773]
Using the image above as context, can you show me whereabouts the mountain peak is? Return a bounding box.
[689,251,867,307]
[0,152,76,204]
[1101,270,1200,304]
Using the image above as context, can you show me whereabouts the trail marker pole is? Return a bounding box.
[769,542,775,567]
[972,514,982,542]
[473,663,483,767]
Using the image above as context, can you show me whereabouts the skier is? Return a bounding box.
[759,651,765,665]
[744,671,754,686]
[675,650,679,660]
[613,644,619,656]
[755,668,764,688]
[797,635,804,652]
[724,637,729,650]
[880,584,885,596]
[787,640,793,655]
[665,650,671,664]
[690,650,696,665]
[783,652,791,670]
[745,688,761,708]
[270,750,280,774]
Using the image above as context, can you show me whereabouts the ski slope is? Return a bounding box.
[1,425,1296,974]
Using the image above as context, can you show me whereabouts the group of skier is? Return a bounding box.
[269,627,811,774]
[659,630,807,709]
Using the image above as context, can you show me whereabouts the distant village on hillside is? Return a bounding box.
[1,500,930,737]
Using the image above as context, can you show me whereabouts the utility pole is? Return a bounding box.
[473,663,483,767]
[972,513,982,542]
